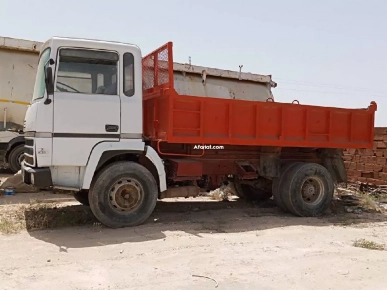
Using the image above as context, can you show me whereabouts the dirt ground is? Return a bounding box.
[1,171,387,289]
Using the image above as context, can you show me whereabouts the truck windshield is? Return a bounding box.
[32,48,51,101]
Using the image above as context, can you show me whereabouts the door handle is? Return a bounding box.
[105,124,119,132]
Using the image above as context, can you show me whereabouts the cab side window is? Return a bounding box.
[56,49,119,95]
[123,53,134,97]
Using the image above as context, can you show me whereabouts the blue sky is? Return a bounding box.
[1,0,386,125]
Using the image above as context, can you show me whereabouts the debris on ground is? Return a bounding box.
[205,184,236,201]
[340,194,362,206]
[354,208,363,214]
[336,182,387,214]
[0,171,40,193]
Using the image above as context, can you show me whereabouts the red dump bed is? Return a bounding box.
[142,42,377,149]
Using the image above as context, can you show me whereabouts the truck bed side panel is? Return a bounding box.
[142,42,376,149]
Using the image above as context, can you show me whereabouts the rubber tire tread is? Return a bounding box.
[272,162,302,212]
[73,190,90,206]
[89,161,158,228]
[279,162,334,217]
[8,145,24,173]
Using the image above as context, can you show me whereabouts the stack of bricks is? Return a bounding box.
[343,127,387,186]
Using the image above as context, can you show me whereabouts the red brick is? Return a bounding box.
[367,178,379,185]
[364,164,374,171]
[354,170,362,177]
[357,177,368,183]
[374,179,387,186]
[361,171,374,178]
[359,156,368,163]
[358,148,373,156]
[367,149,375,156]
[368,156,377,163]
[383,135,387,142]
[376,142,387,149]
[343,155,353,161]
[374,164,383,171]
[349,162,357,170]
[375,135,384,141]
[379,172,387,181]
[356,163,365,170]
[347,177,356,183]
[374,171,380,179]
[383,167,387,173]
[375,128,387,135]
[346,148,356,155]
[375,150,384,157]
[377,157,386,165]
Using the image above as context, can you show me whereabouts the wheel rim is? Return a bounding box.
[301,177,324,206]
[17,153,25,168]
[109,178,144,212]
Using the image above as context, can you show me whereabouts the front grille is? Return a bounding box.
[24,146,33,155]
[24,137,35,166]
[25,139,34,146]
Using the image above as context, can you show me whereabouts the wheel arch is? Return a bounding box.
[82,141,166,192]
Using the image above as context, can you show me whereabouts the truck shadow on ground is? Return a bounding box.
[25,197,387,249]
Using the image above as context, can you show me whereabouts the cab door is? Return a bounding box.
[52,47,121,166]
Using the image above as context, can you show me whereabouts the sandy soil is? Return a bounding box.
[1,190,387,290]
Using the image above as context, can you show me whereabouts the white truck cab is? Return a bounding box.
[22,37,167,227]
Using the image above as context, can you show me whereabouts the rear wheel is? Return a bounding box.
[73,190,90,206]
[8,145,25,173]
[272,162,302,212]
[279,162,334,216]
[89,161,158,228]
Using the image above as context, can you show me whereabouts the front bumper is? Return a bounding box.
[21,161,53,188]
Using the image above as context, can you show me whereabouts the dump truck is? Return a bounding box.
[0,36,42,172]
[21,37,377,228]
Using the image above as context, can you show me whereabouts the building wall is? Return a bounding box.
[0,48,39,130]
[343,127,387,185]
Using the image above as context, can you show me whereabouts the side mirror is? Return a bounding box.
[44,66,54,104]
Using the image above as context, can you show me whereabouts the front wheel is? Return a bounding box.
[89,161,158,228]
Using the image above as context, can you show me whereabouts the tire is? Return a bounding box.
[8,145,25,173]
[73,190,90,206]
[279,162,334,217]
[89,161,158,228]
[234,179,272,201]
[272,162,302,212]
